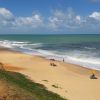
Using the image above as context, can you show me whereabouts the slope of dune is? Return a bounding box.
[0,69,66,100]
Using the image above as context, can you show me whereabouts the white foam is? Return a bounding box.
[65,56,100,70]
[35,49,100,70]
[0,40,43,49]
[84,47,96,50]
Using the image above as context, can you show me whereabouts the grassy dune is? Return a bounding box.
[0,69,66,100]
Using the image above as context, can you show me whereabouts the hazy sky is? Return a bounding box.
[0,0,100,34]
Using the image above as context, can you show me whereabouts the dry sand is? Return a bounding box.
[0,48,100,100]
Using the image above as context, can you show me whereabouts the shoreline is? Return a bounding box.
[1,46,100,72]
[0,45,100,71]
[0,47,100,100]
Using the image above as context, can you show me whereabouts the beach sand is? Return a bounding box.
[0,48,100,100]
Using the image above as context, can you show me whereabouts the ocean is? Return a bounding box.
[0,34,100,70]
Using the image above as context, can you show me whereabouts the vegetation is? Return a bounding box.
[0,69,67,100]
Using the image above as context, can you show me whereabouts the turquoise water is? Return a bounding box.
[0,34,100,43]
[0,34,100,70]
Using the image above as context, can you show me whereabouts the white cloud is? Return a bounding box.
[0,8,14,27]
[89,12,100,21]
[48,9,83,31]
[48,10,64,30]
[0,8,43,32]
[76,16,81,21]
[0,8,13,20]
[14,14,43,28]
[48,9,100,33]
[0,7,100,34]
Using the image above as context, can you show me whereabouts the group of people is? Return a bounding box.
[50,59,57,67]
[49,58,64,67]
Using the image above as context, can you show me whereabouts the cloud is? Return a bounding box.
[14,14,43,29]
[89,12,100,21]
[0,7,100,34]
[0,8,44,33]
[0,8,13,20]
[48,9,100,33]
[0,8,14,27]
[48,9,83,31]
[87,12,100,32]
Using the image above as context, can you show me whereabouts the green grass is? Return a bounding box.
[0,69,67,100]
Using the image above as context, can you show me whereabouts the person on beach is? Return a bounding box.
[50,59,57,67]
[63,58,64,62]
[90,69,98,79]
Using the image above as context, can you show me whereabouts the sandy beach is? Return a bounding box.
[0,48,100,100]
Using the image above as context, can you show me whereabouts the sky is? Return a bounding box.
[0,0,100,34]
